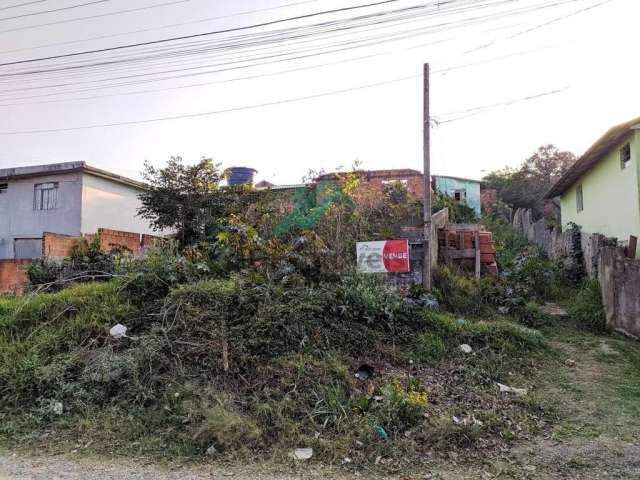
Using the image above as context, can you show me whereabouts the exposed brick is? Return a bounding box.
[141,234,163,248]
[97,228,142,253]
[43,232,82,258]
[480,189,497,212]
[0,259,30,295]
[316,169,425,205]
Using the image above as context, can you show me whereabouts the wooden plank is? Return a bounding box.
[474,230,481,280]
[443,226,449,264]
[447,249,477,260]
[448,223,481,231]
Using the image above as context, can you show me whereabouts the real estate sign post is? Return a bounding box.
[356,240,410,273]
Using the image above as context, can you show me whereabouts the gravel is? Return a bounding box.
[0,454,365,480]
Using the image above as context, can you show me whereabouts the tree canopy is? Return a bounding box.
[483,144,576,219]
[137,156,226,246]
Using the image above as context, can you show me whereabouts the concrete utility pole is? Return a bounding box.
[422,63,432,290]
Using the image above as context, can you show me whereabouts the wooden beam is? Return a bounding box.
[474,230,481,280]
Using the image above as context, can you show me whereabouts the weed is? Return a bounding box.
[568,280,607,333]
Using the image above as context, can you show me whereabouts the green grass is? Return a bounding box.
[0,276,551,463]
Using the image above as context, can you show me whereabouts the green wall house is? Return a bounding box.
[432,175,482,218]
[546,116,640,257]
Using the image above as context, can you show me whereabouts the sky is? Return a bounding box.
[0,0,637,185]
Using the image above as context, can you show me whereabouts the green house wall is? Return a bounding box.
[433,176,481,217]
[560,130,640,257]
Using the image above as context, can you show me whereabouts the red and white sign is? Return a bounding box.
[356,240,410,273]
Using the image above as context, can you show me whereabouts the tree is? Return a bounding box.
[137,157,225,246]
[483,145,576,219]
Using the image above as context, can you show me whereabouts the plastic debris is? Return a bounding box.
[109,324,128,339]
[456,318,466,326]
[354,364,375,381]
[374,426,389,441]
[52,401,63,416]
[341,457,352,465]
[565,359,576,367]
[290,448,313,460]
[205,445,217,456]
[453,414,483,426]
[459,344,472,354]
[497,382,528,396]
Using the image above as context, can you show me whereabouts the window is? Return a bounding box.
[621,143,631,169]
[33,182,58,210]
[0,183,7,194]
[452,189,467,202]
[576,184,583,213]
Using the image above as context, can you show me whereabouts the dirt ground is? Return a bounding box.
[2,322,639,480]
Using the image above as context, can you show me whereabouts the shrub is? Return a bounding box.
[25,235,123,292]
[568,280,607,333]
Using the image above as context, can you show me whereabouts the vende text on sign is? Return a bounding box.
[356,240,410,273]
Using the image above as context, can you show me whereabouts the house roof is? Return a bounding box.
[545,116,640,199]
[0,161,146,189]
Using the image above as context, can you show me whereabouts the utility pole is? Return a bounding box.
[422,63,432,290]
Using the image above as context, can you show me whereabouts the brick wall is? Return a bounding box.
[316,169,426,206]
[43,232,82,258]
[141,233,163,249]
[97,228,142,253]
[480,189,497,212]
[0,259,29,295]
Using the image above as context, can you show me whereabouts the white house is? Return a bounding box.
[0,162,156,259]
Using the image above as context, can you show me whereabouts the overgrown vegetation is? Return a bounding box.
[568,280,607,333]
[0,158,607,467]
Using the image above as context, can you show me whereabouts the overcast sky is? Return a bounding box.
[0,0,636,185]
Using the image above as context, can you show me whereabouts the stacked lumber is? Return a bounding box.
[437,226,498,276]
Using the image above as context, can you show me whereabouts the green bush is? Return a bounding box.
[568,280,607,333]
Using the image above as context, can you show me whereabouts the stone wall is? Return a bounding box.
[511,207,607,278]
[599,247,640,337]
[513,207,640,336]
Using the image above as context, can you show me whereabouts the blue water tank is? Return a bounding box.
[227,167,257,186]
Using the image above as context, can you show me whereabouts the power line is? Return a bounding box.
[0,0,108,22]
[0,0,595,102]
[0,0,192,36]
[0,0,577,88]
[465,0,611,53]
[0,0,50,12]
[0,0,323,56]
[434,87,569,123]
[0,78,570,135]
[0,0,413,67]
[0,74,420,135]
